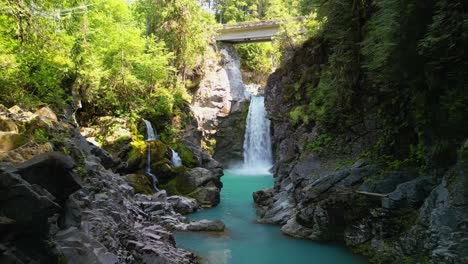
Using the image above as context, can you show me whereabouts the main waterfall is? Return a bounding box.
[242,96,272,174]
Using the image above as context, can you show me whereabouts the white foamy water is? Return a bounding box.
[242,96,272,174]
[171,148,182,167]
[143,119,157,141]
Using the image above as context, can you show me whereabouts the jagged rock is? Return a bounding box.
[358,171,416,194]
[59,159,196,264]
[254,189,293,224]
[281,216,315,239]
[167,196,199,215]
[55,227,119,264]
[213,107,248,165]
[0,106,200,263]
[184,220,225,232]
[417,148,468,264]
[15,152,81,202]
[184,168,222,206]
[186,167,218,187]
[35,106,57,122]
[191,45,249,166]
[0,142,54,164]
[88,141,115,169]
[0,167,60,235]
[382,176,435,209]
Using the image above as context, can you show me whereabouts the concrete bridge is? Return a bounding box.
[216,17,304,44]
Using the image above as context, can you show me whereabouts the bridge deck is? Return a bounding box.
[216,17,304,44]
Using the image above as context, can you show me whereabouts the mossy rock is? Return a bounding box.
[175,144,198,168]
[151,158,174,180]
[150,141,169,161]
[159,178,180,195]
[126,137,146,170]
[159,172,197,196]
[126,174,153,194]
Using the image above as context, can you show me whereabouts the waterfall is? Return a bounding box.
[142,119,159,191]
[171,148,182,167]
[143,119,157,141]
[242,96,272,174]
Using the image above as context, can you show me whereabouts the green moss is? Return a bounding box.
[150,141,169,161]
[176,144,197,168]
[242,101,250,121]
[305,134,333,156]
[159,178,180,195]
[33,128,49,143]
[159,170,197,197]
[13,134,28,148]
[127,137,146,167]
[201,138,216,155]
[126,174,153,194]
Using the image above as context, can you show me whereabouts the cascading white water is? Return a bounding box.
[171,148,182,167]
[142,119,159,191]
[242,96,272,174]
[143,119,157,141]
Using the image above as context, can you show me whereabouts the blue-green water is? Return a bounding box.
[175,170,367,264]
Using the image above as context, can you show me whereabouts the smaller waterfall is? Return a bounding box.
[143,119,159,191]
[242,96,272,174]
[171,148,183,167]
[143,119,157,141]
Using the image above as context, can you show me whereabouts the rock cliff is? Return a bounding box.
[191,45,249,166]
[254,39,468,263]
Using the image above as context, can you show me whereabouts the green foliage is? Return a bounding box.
[306,134,333,155]
[135,0,215,77]
[280,0,467,170]
[235,43,275,79]
[33,128,49,143]
[0,0,214,137]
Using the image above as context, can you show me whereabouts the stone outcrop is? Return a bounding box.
[0,105,226,263]
[254,39,468,263]
[191,45,249,166]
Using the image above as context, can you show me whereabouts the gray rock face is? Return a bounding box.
[52,158,197,264]
[382,176,435,209]
[0,146,218,263]
[181,167,222,207]
[0,167,61,236]
[167,196,199,215]
[191,45,249,166]
[14,152,82,202]
[256,41,468,263]
[418,155,468,264]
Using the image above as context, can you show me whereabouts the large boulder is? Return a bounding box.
[167,196,199,215]
[0,167,61,235]
[161,167,222,207]
[184,220,225,232]
[15,152,82,202]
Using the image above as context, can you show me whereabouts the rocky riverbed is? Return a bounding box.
[0,105,226,264]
